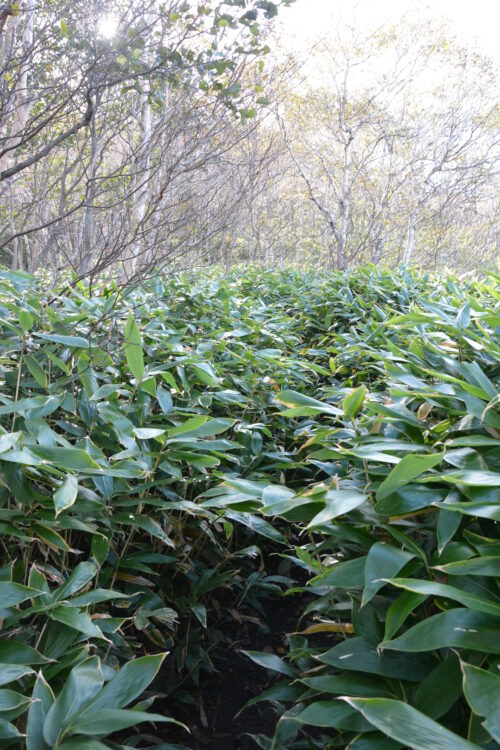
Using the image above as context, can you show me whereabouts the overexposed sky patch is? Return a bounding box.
[97,13,119,39]
[278,0,500,63]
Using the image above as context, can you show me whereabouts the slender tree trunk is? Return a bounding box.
[0,3,33,173]
[337,138,351,270]
[403,210,418,265]
[78,93,101,273]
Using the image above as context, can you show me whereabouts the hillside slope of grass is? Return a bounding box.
[0,266,499,749]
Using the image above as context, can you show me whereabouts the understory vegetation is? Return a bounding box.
[0,266,500,749]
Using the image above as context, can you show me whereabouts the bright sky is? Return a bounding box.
[279,0,500,64]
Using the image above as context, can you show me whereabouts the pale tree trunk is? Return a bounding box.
[131,15,154,275]
[336,138,351,270]
[133,85,152,261]
[0,6,20,122]
[122,15,154,280]
[373,236,385,264]
[2,3,33,269]
[403,213,417,265]
[0,3,33,175]
[77,93,101,273]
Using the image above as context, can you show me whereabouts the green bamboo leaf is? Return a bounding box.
[0,431,21,453]
[413,655,463,719]
[386,577,500,616]
[31,447,100,472]
[32,522,70,551]
[438,470,500,487]
[58,742,110,750]
[242,651,297,677]
[50,606,107,640]
[166,415,208,437]
[156,384,173,413]
[35,333,89,349]
[0,718,24,743]
[78,653,166,713]
[114,513,174,547]
[381,609,500,654]
[295,700,372,732]
[18,310,33,332]
[0,641,48,665]
[314,556,367,589]
[432,500,500,521]
[0,665,35,687]
[376,452,445,500]
[277,390,342,416]
[433,556,500,576]
[54,474,78,516]
[0,582,42,607]
[0,394,64,416]
[66,709,185,736]
[24,354,48,389]
[27,672,54,750]
[123,312,144,381]
[343,385,367,421]
[318,636,434,681]
[348,735,403,750]
[462,661,500,743]
[362,543,414,606]
[0,689,30,712]
[69,589,129,606]
[54,561,97,601]
[43,657,104,746]
[437,500,462,553]
[343,697,481,750]
[167,416,232,439]
[384,590,426,641]
[307,490,367,529]
[300,673,394,698]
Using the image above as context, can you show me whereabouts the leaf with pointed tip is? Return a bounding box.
[318,637,434,681]
[123,313,144,381]
[413,655,463,719]
[295,700,372,732]
[343,385,367,421]
[35,333,89,349]
[381,609,500,654]
[54,475,78,516]
[0,718,24,743]
[78,654,166,714]
[0,665,35,687]
[308,490,367,529]
[384,590,426,641]
[385,577,500,617]
[362,543,414,606]
[43,657,104,746]
[343,697,481,750]
[54,561,97,601]
[462,662,500,743]
[242,651,297,677]
[50,607,106,640]
[277,390,342,416]
[0,641,48,665]
[24,354,48,389]
[0,582,42,608]
[66,709,186,736]
[27,672,54,750]
[376,452,445,500]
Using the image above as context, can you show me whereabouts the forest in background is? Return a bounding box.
[0,0,498,284]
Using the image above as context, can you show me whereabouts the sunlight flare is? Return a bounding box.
[97,13,118,39]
